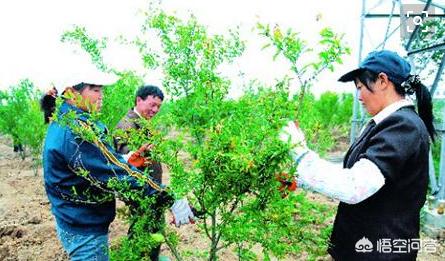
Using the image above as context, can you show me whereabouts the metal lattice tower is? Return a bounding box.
[352,0,445,202]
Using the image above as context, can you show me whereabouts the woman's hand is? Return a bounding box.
[279,121,309,162]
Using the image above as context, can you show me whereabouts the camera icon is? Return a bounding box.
[406,10,429,33]
[400,4,435,40]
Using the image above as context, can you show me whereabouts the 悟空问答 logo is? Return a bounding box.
[355,237,373,253]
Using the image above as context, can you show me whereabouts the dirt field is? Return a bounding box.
[0,136,443,260]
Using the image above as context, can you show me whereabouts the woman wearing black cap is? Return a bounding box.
[280,50,435,260]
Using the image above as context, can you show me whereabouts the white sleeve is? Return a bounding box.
[121,151,133,162]
[296,151,385,204]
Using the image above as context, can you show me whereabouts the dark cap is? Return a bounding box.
[338,50,411,85]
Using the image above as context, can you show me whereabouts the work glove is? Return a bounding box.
[127,152,147,168]
[279,121,309,164]
[276,173,297,198]
[127,144,154,168]
[170,198,195,227]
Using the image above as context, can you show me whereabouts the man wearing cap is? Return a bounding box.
[279,50,434,260]
[43,73,195,261]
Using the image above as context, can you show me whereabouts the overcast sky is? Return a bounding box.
[0,0,416,96]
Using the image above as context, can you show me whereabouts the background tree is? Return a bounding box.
[0,79,46,174]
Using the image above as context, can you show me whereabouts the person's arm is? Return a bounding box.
[65,127,163,196]
[64,121,195,225]
[280,121,385,204]
[296,152,385,204]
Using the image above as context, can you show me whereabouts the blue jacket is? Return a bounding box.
[43,102,163,235]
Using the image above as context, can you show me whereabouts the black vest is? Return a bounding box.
[328,107,429,261]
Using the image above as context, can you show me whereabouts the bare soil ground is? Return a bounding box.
[0,136,443,260]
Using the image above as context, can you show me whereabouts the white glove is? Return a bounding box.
[279,121,309,163]
[171,198,195,227]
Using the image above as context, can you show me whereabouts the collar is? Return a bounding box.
[60,101,88,120]
[372,98,414,124]
[133,107,143,119]
[59,101,108,134]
